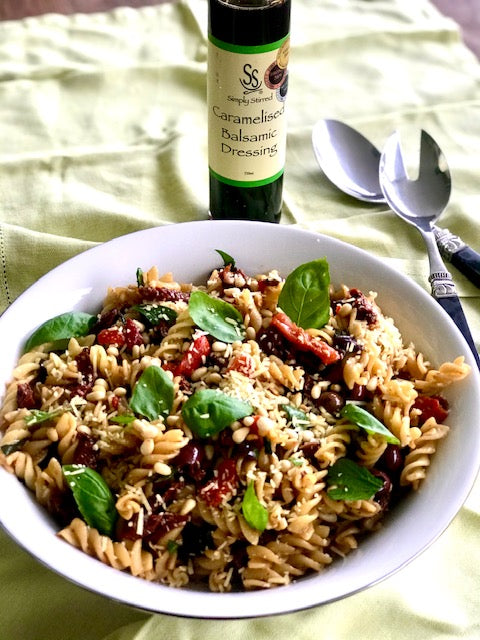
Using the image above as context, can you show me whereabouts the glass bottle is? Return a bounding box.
[208,0,291,223]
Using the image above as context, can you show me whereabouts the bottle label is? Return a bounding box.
[208,34,290,187]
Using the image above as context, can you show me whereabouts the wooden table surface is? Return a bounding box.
[0,0,479,61]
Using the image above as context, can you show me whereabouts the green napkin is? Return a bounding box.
[0,1,479,639]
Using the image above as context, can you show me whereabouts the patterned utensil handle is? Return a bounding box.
[434,226,480,288]
[429,271,480,368]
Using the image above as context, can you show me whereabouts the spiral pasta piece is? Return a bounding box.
[400,417,449,489]
[58,518,155,578]
[414,356,470,394]
[155,308,195,361]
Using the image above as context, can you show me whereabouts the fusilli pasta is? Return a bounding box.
[0,257,470,592]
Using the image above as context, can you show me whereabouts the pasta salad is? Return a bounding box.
[0,253,470,591]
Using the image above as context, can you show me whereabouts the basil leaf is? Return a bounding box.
[327,458,383,501]
[63,464,117,536]
[24,312,97,353]
[110,414,136,425]
[340,403,400,445]
[136,267,144,287]
[181,389,253,438]
[25,408,65,427]
[130,366,174,421]
[216,249,235,268]
[278,258,331,329]
[241,481,268,531]
[134,304,177,326]
[283,405,310,429]
[167,540,179,554]
[1,440,26,455]
[188,291,245,343]
[290,457,304,467]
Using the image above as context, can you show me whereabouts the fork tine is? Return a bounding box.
[382,131,408,181]
[419,130,451,189]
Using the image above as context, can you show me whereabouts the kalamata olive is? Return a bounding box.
[349,384,367,401]
[237,439,260,460]
[378,444,404,474]
[372,470,392,510]
[300,441,320,462]
[218,429,234,448]
[175,442,204,467]
[178,523,213,560]
[317,391,345,414]
[258,326,290,360]
[174,442,206,483]
[349,288,378,326]
[333,333,362,355]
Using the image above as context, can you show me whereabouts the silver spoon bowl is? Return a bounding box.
[312,119,480,288]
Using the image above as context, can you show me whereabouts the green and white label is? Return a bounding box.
[208,35,290,187]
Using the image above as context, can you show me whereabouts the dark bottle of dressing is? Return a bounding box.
[208,0,291,222]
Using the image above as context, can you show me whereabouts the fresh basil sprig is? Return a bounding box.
[340,403,400,444]
[215,249,235,267]
[277,258,331,329]
[241,481,268,531]
[110,414,136,425]
[134,304,177,326]
[283,405,310,429]
[23,312,97,353]
[326,458,383,501]
[136,267,144,287]
[63,464,118,536]
[1,440,26,456]
[188,291,245,343]
[130,366,174,421]
[181,389,253,438]
[167,539,179,554]
[25,407,66,426]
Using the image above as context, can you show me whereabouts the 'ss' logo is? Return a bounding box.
[240,64,262,93]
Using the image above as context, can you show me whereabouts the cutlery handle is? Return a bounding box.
[434,225,480,288]
[450,246,480,289]
[435,294,480,368]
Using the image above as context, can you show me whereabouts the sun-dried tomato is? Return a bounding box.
[174,334,211,378]
[121,512,190,542]
[92,308,121,333]
[270,312,340,365]
[257,277,282,293]
[97,327,125,347]
[413,394,449,425]
[72,432,98,469]
[348,288,378,326]
[96,318,143,349]
[138,286,189,303]
[218,264,248,288]
[227,352,256,378]
[199,458,238,507]
[16,382,36,409]
[124,317,144,349]
[70,349,94,398]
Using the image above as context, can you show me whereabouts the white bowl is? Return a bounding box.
[0,220,479,618]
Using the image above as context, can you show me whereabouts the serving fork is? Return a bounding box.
[379,130,480,368]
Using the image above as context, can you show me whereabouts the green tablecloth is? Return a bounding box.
[0,1,479,638]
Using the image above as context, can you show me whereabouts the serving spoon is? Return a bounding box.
[379,130,479,367]
[312,119,480,288]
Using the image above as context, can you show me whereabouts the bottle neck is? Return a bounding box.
[208,0,291,46]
